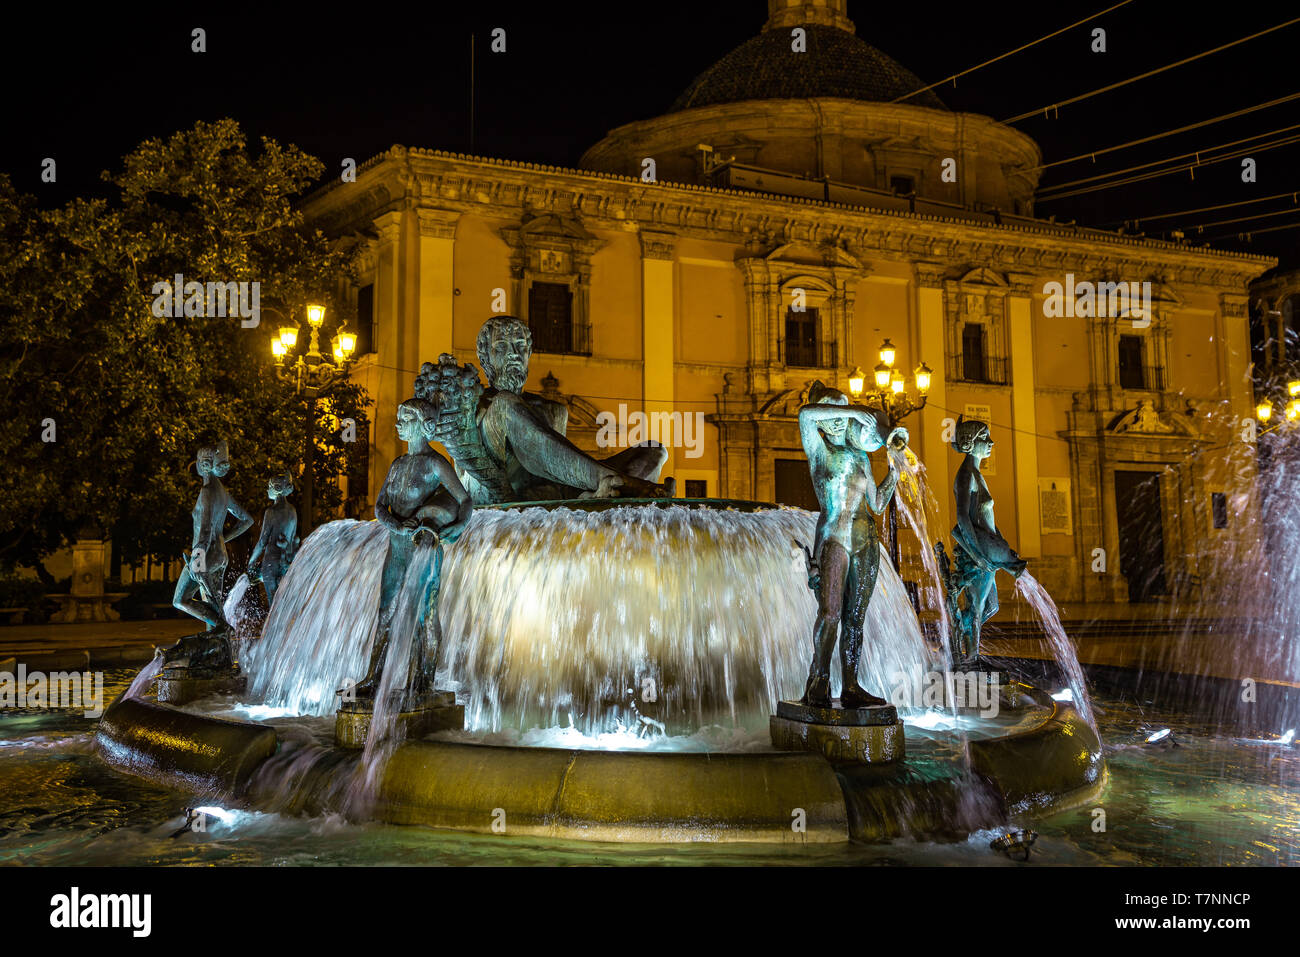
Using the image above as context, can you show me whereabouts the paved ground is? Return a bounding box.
[0,619,196,671]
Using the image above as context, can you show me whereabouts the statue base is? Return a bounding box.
[334,690,464,749]
[769,699,904,764]
[156,666,246,705]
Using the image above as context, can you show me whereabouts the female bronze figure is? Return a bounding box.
[798,382,909,708]
[936,418,1026,663]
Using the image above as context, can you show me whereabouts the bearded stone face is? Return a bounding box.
[484,325,531,394]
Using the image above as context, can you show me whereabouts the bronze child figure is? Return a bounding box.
[248,471,299,609]
[797,382,909,708]
[352,396,472,701]
[936,418,1026,663]
[172,441,253,631]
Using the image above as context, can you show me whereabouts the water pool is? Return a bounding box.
[0,669,1294,866]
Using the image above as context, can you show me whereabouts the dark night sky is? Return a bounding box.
[4,0,1299,268]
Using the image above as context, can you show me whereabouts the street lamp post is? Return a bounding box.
[849,339,932,571]
[272,303,357,535]
[1254,378,1300,432]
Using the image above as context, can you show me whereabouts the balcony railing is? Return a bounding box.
[946,353,1010,386]
[1119,364,1165,391]
[778,338,838,369]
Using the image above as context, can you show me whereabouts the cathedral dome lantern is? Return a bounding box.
[580,0,1042,216]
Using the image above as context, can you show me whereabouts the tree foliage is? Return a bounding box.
[0,119,370,572]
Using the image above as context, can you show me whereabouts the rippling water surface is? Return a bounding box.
[0,669,1294,866]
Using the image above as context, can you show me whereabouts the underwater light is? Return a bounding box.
[1050,688,1074,702]
[990,828,1038,861]
[1280,729,1295,745]
[1144,728,1178,748]
[194,805,235,824]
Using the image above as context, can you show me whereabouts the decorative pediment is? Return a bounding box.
[758,382,817,417]
[765,242,863,271]
[1148,281,1181,306]
[956,266,1009,287]
[501,213,603,258]
[779,273,835,295]
[1108,400,1196,437]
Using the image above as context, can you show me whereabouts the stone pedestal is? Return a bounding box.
[769,699,904,764]
[156,667,246,705]
[48,533,126,623]
[335,690,464,749]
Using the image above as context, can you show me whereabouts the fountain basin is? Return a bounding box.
[96,695,277,796]
[94,686,1103,843]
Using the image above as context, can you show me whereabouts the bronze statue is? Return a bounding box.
[420,316,670,504]
[247,472,299,608]
[352,397,472,700]
[797,382,909,708]
[171,441,252,630]
[935,418,1026,664]
[161,442,252,674]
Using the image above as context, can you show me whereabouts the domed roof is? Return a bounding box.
[670,24,947,113]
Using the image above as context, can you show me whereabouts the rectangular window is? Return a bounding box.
[1211,492,1228,529]
[355,284,375,356]
[890,175,915,196]
[528,281,574,354]
[1118,335,1146,389]
[962,323,986,382]
[785,306,819,367]
[684,479,708,499]
[774,458,818,511]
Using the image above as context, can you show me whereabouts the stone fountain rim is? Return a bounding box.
[93,685,1104,845]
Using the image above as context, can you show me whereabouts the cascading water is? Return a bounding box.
[124,657,163,700]
[244,521,385,715]
[1015,572,1096,728]
[893,459,954,667]
[894,457,1096,729]
[245,504,933,734]
[223,573,253,638]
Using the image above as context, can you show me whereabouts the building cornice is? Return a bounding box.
[301,148,1276,289]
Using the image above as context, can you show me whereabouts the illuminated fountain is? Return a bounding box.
[94,319,1103,845]
[98,497,1102,843]
[245,504,932,736]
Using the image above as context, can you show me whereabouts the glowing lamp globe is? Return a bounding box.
[878,339,897,367]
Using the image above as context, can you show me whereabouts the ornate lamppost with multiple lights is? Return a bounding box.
[271,303,357,534]
[1255,378,1300,431]
[847,338,933,570]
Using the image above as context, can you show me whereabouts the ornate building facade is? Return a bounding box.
[303,0,1273,611]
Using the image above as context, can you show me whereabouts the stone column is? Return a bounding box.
[1218,293,1253,421]
[915,263,950,538]
[641,230,677,481]
[371,210,407,491]
[1008,279,1041,559]
[416,208,460,362]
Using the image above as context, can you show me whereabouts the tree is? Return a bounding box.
[0,119,371,575]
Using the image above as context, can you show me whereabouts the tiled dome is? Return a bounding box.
[670,24,946,113]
